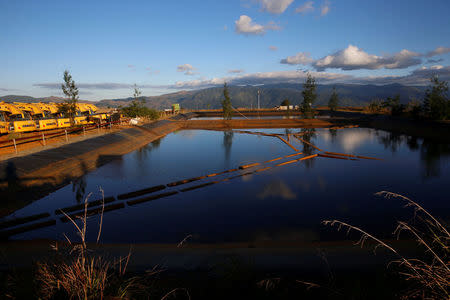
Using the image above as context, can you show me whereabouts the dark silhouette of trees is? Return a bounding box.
[301,73,317,116]
[328,87,339,111]
[423,75,449,120]
[222,83,233,120]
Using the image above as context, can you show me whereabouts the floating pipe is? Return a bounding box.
[55,196,115,214]
[167,176,207,187]
[0,212,51,230]
[206,168,239,178]
[293,136,323,152]
[127,191,179,206]
[117,185,165,200]
[60,203,125,223]
[0,219,56,238]
[239,162,260,170]
[180,181,217,192]
[284,152,303,158]
[318,153,357,160]
[277,136,299,151]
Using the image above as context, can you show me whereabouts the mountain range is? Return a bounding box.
[0,83,427,110]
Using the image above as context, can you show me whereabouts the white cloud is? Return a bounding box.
[177,64,197,75]
[257,0,294,14]
[321,0,330,16]
[234,15,280,35]
[235,15,265,35]
[34,66,450,93]
[425,46,450,57]
[127,64,135,69]
[269,45,278,51]
[258,180,296,200]
[339,130,374,152]
[228,69,245,74]
[311,45,422,71]
[295,1,314,14]
[168,70,352,90]
[280,52,314,65]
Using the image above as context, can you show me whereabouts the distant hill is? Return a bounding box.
[97,83,427,110]
[1,83,427,110]
[0,95,94,104]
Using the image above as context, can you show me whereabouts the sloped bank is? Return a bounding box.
[0,115,194,216]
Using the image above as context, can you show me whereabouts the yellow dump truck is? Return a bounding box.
[0,102,37,133]
[14,102,58,131]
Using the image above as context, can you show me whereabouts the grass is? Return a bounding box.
[323,191,449,299]
[32,189,192,300]
[34,191,148,299]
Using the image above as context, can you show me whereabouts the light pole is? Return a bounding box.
[257,89,260,110]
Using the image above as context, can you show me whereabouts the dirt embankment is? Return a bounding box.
[178,118,337,130]
[0,119,184,216]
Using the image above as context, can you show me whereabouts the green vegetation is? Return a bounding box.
[423,75,449,120]
[301,73,317,115]
[222,82,233,120]
[59,70,79,124]
[364,76,449,120]
[366,99,384,113]
[382,94,405,116]
[328,87,339,111]
[120,84,160,120]
[280,99,290,106]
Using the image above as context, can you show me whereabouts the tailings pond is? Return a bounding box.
[3,127,449,244]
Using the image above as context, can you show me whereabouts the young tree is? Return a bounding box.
[133,84,143,103]
[59,70,79,125]
[222,82,233,120]
[423,75,449,120]
[281,98,291,116]
[280,99,290,107]
[328,87,339,111]
[120,84,159,120]
[383,94,405,116]
[301,73,317,115]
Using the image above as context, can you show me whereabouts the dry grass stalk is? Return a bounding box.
[323,191,449,299]
[36,189,146,299]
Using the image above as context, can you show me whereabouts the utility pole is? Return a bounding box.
[257,89,260,110]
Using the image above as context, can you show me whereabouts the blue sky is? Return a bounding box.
[1,0,449,100]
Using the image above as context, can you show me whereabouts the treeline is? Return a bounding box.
[366,76,449,120]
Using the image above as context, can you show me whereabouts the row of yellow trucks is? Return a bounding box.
[0,102,109,134]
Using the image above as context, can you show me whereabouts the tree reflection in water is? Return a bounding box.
[299,128,316,169]
[135,137,163,163]
[223,131,234,165]
[376,131,450,179]
[72,175,86,203]
[329,128,337,143]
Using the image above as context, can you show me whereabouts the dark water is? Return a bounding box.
[5,127,450,244]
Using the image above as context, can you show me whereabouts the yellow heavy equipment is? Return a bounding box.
[0,102,37,133]
[37,102,71,128]
[74,103,91,125]
[85,104,109,123]
[14,102,58,131]
[0,104,9,134]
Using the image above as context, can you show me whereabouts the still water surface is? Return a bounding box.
[8,128,450,244]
